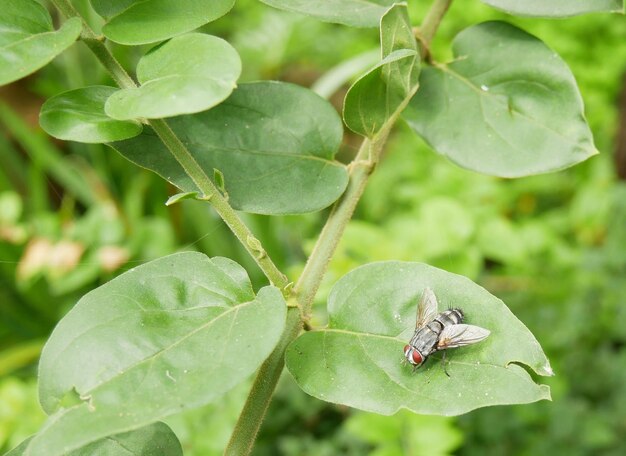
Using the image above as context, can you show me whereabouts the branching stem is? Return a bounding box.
[49,0,288,291]
[225,1,453,452]
[51,0,453,454]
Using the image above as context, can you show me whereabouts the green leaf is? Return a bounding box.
[403,21,597,178]
[39,86,142,144]
[165,191,200,206]
[90,0,236,45]
[482,0,624,17]
[343,51,414,137]
[11,422,182,456]
[71,422,182,455]
[5,438,32,455]
[259,0,397,27]
[286,261,552,416]
[28,252,286,455]
[105,34,241,120]
[110,81,348,215]
[379,2,416,56]
[0,0,81,86]
[343,3,420,138]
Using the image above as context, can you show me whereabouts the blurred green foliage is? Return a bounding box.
[1,0,625,454]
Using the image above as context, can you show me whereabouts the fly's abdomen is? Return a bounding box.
[435,309,464,327]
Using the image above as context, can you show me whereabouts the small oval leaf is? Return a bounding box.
[29,252,286,455]
[403,21,597,178]
[343,3,420,138]
[90,0,236,45]
[105,34,241,120]
[110,81,348,215]
[0,1,82,86]
[343,50,417,137]
[286,261,552,416]
[481,0,624,17]
[40,86,142,143]
[259,0,397,27]
[165,191,200,206]
[13,422,182,456]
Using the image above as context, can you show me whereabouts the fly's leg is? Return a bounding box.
[441,351,451,377]
[412,358,427,373]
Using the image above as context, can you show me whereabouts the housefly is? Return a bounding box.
[403,287,490,375]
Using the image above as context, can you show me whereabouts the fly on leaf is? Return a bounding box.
[404,287,490,376]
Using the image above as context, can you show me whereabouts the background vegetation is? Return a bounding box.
[1,0,625,454]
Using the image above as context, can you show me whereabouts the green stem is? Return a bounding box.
[295,139,376,312]
[150,119,289,289]
[295,100,405,315]
[82,38,136,90]
[223,307,302,456]
[226,0,453,451]
[224,139,380,456]
[420,0,454,46]
[50,0,136,90]
[49,0,288,290]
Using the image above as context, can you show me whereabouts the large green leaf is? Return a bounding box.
[27,252,286,456]
[105,34,241,120]
[286,261,552,416]
[343,3,419,138]
[40,86,142,143]
[482,0,624,17]
[110,81,348,215]
[403,21,597,178]
[259,0,396,27]
[0,0,81,86]
[11,422,181,456]
[90,0,235,45]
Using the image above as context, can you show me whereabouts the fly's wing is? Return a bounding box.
[436,324,490,350]
[415,287,439,329]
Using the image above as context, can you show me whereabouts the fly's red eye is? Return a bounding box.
[403,345,410,356]
[412,350,423,365]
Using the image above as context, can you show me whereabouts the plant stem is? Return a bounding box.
[150,119,289,289]
[420,0,454,46]
[82,39,137,90]
[223,307,302,456]
[295,139,376,312]
[50,0,136,90]
[226,0,453,451]
[54,0,453,453]
[49,0,288,290]
[225,138,380,456]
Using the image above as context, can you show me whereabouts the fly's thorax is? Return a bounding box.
[408,326,440,357]
[435,308,464,327]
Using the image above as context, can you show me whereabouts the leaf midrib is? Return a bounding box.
[186,141,343,165]
[321,327,525,371]
[62,299,250,403]
[0,28,60,52]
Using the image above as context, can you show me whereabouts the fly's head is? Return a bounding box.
[403,345,424,366]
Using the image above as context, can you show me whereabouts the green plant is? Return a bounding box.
[1,0,623,454]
